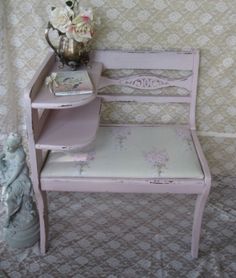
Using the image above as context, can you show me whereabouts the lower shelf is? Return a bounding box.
[35,98,101,151]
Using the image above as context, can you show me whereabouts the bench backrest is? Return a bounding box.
[90,50,200,129]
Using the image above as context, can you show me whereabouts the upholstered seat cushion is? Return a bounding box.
[41,126,204,179]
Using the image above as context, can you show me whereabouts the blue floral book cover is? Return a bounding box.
[46,70,94,96]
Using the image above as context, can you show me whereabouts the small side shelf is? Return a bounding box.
[35,98,101,151]
[31,61,103,109]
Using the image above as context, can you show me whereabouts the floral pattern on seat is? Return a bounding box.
[75,150,96,175]
[143,148,169,177]
[41,126,204,179]
[111,126,132,150]
[175,127,193,149]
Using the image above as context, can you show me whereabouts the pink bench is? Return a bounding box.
[25,50,211,258]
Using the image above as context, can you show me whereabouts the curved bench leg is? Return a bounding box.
[191,189,210,258]
[35,190,48,254]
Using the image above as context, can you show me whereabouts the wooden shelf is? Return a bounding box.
[31,62,103,109]
[35,98,101,151]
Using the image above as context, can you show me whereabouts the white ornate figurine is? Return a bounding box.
[0,133,39,248]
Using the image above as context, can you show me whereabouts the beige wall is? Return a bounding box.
[1,0,236,176]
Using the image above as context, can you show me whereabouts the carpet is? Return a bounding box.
[0,176,235,277]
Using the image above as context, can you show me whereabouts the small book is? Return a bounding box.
[45,70,94,96]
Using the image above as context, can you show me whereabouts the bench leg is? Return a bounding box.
[35,190,48,254]
[191,189,210,258]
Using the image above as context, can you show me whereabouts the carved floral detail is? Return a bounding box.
[121,75,169,90]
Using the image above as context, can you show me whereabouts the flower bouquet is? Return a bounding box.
[45,0,97,68]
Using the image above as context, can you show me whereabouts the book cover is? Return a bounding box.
[46,70,94,96]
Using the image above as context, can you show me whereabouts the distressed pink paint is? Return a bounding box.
[25,50,211,258]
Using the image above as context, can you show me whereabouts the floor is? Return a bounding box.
[0,176,235,278]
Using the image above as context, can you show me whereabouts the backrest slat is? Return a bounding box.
[99,74,192,92]
[91,49,200,129]
[90,50,195,70]
[99,95,191,104]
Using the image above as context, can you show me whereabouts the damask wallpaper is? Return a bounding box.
[0,0,236,176]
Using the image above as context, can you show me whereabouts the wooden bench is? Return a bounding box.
[25,50,211,258]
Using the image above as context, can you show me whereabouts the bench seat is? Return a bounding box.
[41,125,204,180]
[26,50,211,258]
